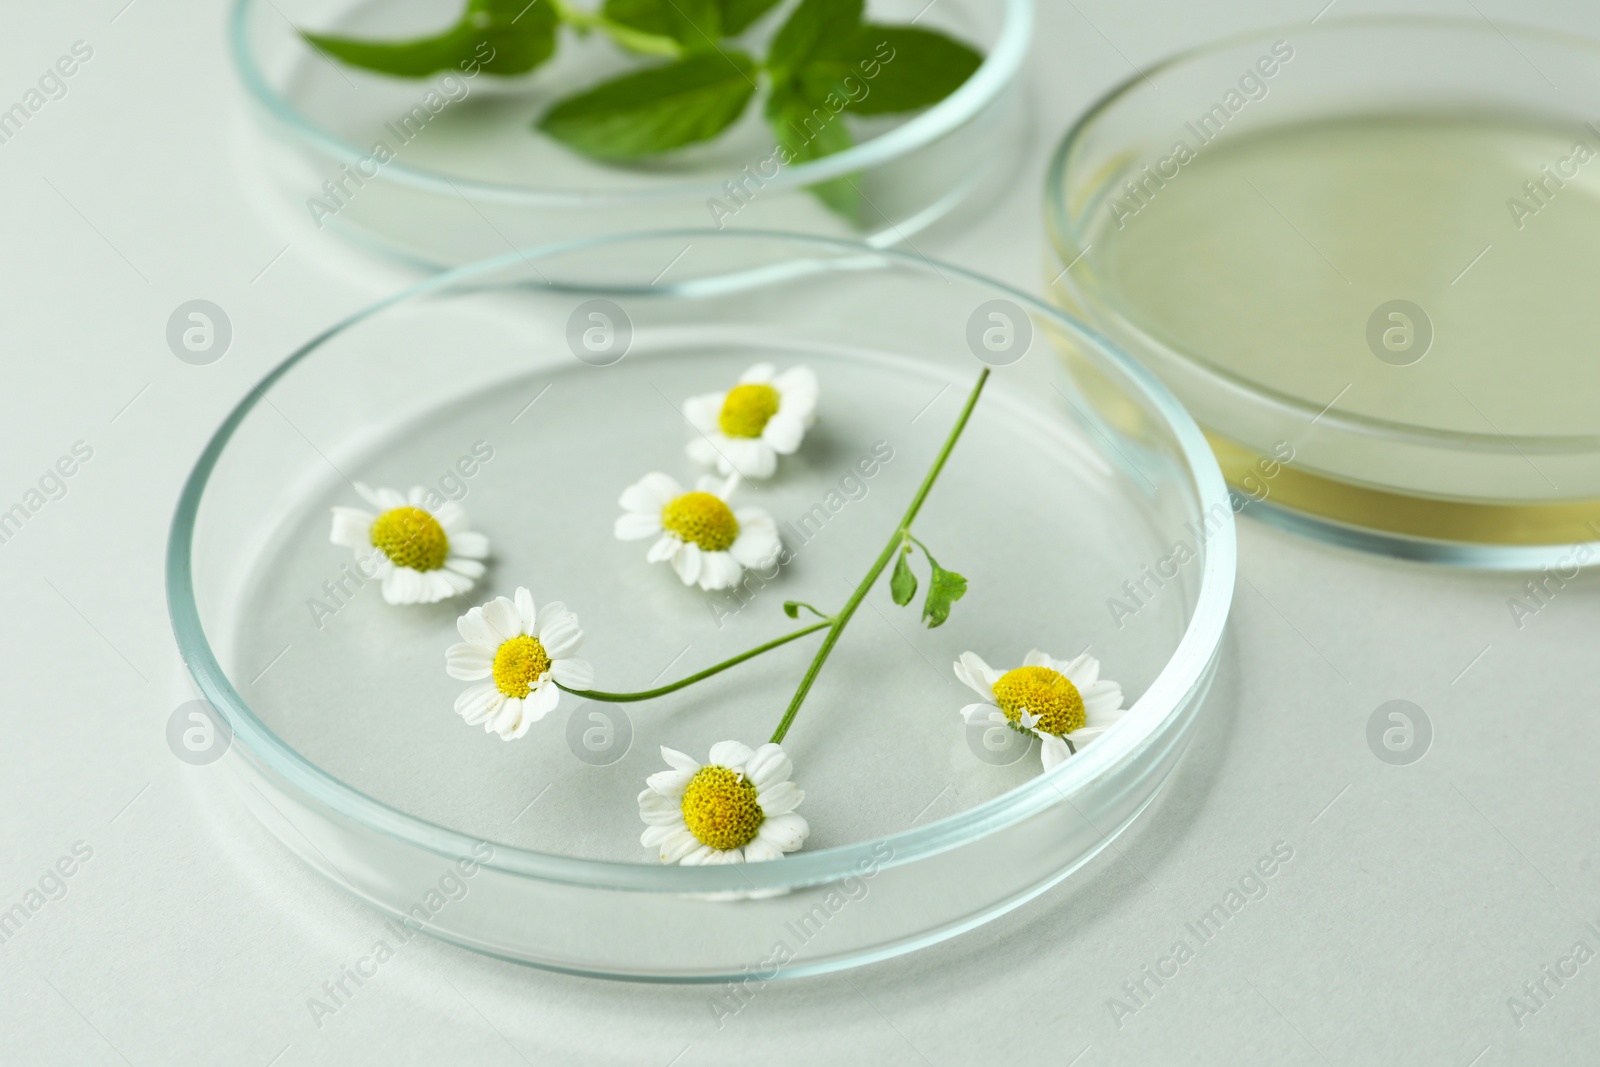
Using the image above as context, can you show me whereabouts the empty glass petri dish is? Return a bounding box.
[1048,17,1600,567]
[231,0,1031,267]
[167,231,1233,980]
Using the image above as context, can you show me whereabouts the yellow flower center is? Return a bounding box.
[660,492,740,552]
[369,506,449,571]
[492,635,550,699]
[718,383,781,439]
[680,765,765,852]
[992,666,1085,736]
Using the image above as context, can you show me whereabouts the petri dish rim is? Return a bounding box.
[165,228,1236,897]
[229,0,1035,205]
[1044,14,1600,456]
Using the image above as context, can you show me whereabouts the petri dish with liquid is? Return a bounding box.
[1048,17,1600,567]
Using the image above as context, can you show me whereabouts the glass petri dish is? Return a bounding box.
[231,0,1031,267]
[1047,17,1600,568]
[167,231,1234,980]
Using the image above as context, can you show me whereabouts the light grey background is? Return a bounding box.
[4,0,1600,1064]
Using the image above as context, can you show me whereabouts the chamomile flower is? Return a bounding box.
[614,473,781,591]
[330,484,488,605]
[683,363,818,479]
[955,650,1126,771]
[444,587,593,741]
[638,741,809,864]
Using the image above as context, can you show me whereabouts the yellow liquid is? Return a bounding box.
[1073,114,1600,544]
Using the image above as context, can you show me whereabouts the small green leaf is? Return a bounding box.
[782,600,801,619]
[722,0,783,34]
[890,544,917,606]
[766,87,860,220]
[766,0,862,86]
[921,561,968,629]
[303,0,559,78]
[801,25,982,114]
[602,0,721,48]
[539,51,758,159]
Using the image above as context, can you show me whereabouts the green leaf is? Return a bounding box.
[921,561,968,629]
[766,86,860,220]
[539,51,758,159]
[890,544,917,606]
[801,25,982,114]
[766,0,862,85]
[303,0,559,78]
[782,600,801,619]
[602,0,721,48]
[722,0,783,34]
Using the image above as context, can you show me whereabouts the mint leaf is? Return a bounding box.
[722,0,783,34]
[539,51,758,159]
[921,560,967,628]
[304,0,558,78]
[890,544,917,606]
[767,87,860,220]
[803,26,982,114]
[767,0,862,86]
[602,0,721,47]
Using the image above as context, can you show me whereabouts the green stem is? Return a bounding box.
[559,619,831,703]
[550,0,685,57]
[903,531,942,567]
[769,368,991,744]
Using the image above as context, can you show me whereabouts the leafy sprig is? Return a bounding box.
[889,533,967,628]
[299,0,982,220]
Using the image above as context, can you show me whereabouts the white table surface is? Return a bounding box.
[5,0,1600,1063]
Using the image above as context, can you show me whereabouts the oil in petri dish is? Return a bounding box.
[1088,113,1600,442]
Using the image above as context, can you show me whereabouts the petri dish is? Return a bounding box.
[231,0,1032,267]
[1047,17,1600,568]
[166,230,1234,980]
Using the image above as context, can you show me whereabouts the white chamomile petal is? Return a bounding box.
[696,552,744,591]
[755,813,809,852]
[444,641,493,681]
[456,683,503,726]
[638,742,808,865]
[1062,653,1100,688]
[659,830,702,865]
[513,587,537,634]
[708,740,754,769]
[639,789,684,824]
[743,839,783,863]
[671,541,703,586]
[1039,735,1074,772]
[481,596,521,641]
[537,603,583,658]
[960,701,1000,725]
[615,511,663,540]
[744,744,791,787]
[660,747,700,773]
[756,780,803,816]
[953,651,999,699]
[645,768,695,797]
[619,472,683,513]
[551,658,594,690]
